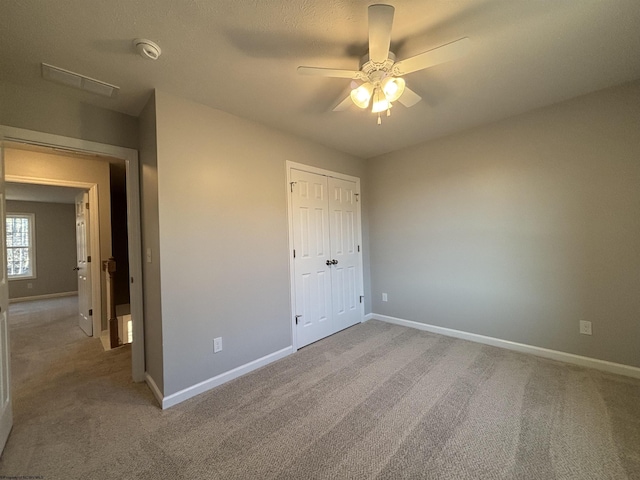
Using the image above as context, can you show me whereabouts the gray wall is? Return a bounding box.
[7,200,77,299]
[368,80,640,368]
[153,90,368,396]
[139,92,164,393]
[0,80,139,149]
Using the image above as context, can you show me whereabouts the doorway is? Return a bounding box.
[0,125,145,382]
[5,182,92,335]
[5,178,101,335]
[287,162,365,349]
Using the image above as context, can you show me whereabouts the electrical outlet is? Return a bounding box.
[382,293,388,302]
[213,337,223,353]
[579,321,592,335]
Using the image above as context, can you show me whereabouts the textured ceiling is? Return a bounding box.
[2,0,640,158]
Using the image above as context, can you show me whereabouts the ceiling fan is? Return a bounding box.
[297,4,470,124]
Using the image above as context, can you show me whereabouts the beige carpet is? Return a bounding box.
[0,297,639,479]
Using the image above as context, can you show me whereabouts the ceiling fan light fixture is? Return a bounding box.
[371,88,391,113]
[381,76,405,102]
[350,82,374,109]
[298,4,471,122]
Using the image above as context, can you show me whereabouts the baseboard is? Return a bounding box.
[160,346,294,409]
[100,330,110,352]
[145,372,164,407]
[9,291,78,303]
[363,313,374,322]
[370,313,640,380]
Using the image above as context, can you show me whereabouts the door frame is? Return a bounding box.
[0,125,145,382]
[285,161,364,350]
[0,142,12,454]
[6,176,100,336]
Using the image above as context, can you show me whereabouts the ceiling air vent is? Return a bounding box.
[41,63,119,98]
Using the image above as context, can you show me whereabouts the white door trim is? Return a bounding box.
[0,125,146,382]
[6,175,101,337]
[285,161,364,350]
[0,141,13,455]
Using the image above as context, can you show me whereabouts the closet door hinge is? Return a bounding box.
[290,181,297,192]
[357,245,360,252]
[359,296,364,304]
[89,309,93,316]
[355,193,359,202]
[87,256,91,263]
[293,249,296,258]
[295,315,302,325]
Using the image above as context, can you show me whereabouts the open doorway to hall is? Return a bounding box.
[107,160,133,347]
[0,128,147,455]
[4,144,133,350]
[5,183,82,305]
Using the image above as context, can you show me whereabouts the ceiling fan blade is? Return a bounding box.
[397,86,422,107]
[332,83,358,111]
[297,66,363,79]
[333,94,353,112]
[393,37,470,76]
[368,4,394,63]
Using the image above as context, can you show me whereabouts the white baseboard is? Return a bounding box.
[370,313,640,380]
[364,313,374,322]
[145,372,164,407]
[159,346,294,409]
[10,291,78,303]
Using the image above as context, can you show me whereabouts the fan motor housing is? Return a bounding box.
[360,52,396,76]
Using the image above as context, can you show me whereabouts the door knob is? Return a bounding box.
[331,259,338,265]
[73,267,80,271]
[326,260,332,266]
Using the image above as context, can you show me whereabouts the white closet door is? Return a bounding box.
[328,177,361,332]
[291,169,334,348]
[290,166,363,349]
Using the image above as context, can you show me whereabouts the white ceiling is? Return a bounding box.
[6,183,83,205]
[2,0,639,158]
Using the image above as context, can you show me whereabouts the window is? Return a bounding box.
[6,213,36,279]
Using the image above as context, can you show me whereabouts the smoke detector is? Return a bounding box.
[134,39,161,60]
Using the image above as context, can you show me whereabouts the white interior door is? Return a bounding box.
[290,167,363,349]
[75,192,92,336]
[0,142,13,454]
[328,177,361,331]
[291,169,333,347]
